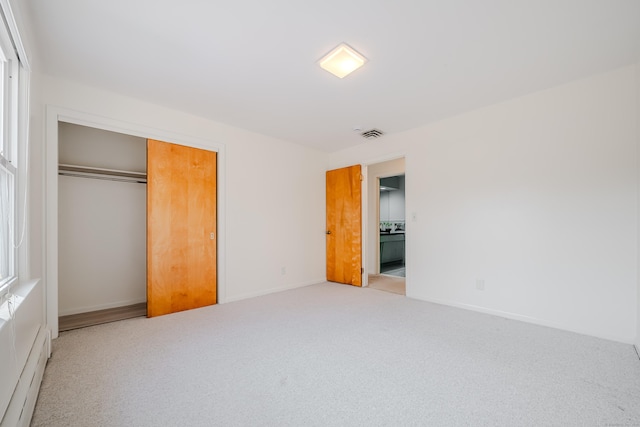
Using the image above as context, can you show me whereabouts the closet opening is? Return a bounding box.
[58,123,147,331]
[46,107,225,338]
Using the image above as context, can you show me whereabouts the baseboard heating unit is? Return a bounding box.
[0,280,50,427]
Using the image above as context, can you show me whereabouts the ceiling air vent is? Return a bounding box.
[361,128,384,139]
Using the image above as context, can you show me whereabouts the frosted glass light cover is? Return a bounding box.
[319,43,367,78]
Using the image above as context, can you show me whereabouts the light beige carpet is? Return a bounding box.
[31,282,640,426]
[367,274,405,295]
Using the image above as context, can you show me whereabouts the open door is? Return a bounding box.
[147,139,217,317]
[326,164,362,286]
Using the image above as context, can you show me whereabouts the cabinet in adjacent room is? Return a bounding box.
[380,233,405,264]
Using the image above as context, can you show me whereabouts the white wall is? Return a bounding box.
[332,65,639,343]
[58,122,147,172]
[30,73,328,335]
[58,176,147,315]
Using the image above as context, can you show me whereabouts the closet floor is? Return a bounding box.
[59,302,147,332]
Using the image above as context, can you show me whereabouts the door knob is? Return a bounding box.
[326,230,332,235]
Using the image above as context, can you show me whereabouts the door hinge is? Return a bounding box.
[360,174,364,181]
[361,267,364,274]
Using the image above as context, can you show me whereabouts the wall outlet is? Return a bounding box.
[476,279,485,290]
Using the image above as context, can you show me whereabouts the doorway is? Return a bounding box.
[379,174,405,278]
[365,158,406,296]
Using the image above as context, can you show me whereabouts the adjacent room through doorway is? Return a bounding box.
[379,174,405,278]
[366,158,406,296]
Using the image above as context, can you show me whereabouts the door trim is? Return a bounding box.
[362,155,406,288]
[45,106,227,338]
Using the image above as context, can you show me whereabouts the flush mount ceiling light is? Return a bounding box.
[318,43,367,78]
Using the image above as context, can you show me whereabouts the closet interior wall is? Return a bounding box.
[58,122,147,316]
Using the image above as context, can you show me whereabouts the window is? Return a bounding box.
[0,11,20,296]
[0,157,14,286]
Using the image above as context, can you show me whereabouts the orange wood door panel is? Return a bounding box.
[147,139,217,317]
[326,164,362,286]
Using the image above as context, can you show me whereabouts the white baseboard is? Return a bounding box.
[225,279,325,303]
[408,294,632,345]
[0,327,50,427]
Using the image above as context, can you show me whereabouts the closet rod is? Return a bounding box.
[58,164,147,184]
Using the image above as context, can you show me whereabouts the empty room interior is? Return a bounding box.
[1,1,640,425]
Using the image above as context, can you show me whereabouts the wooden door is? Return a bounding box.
[147,139,217,317]
[326,165,362,286]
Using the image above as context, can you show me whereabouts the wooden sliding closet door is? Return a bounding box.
[147,139,217,317]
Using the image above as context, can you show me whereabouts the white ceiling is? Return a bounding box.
[23,0,640,152]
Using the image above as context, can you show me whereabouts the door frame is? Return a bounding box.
[363,156,406,286]
[45,106,227,338]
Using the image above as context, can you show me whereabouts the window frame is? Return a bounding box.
[0,8,21,298]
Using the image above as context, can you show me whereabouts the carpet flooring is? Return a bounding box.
[31,282,640,426]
